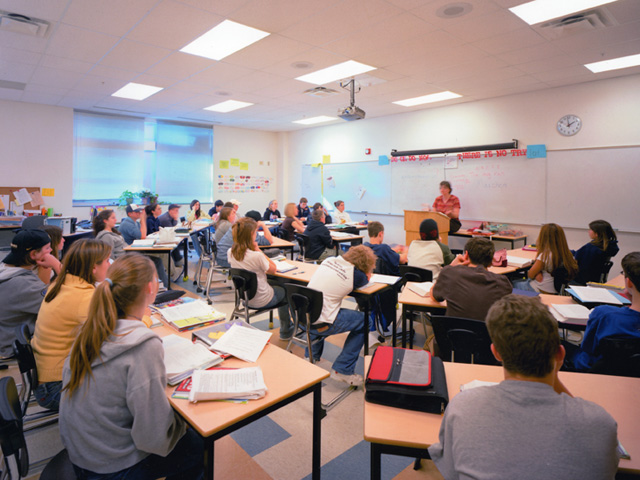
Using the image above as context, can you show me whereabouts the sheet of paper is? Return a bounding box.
[162,334,221,376]
[370,274,401,285]
[41,188,55,196]
[13,188,32,206]
[211,324,272,362]
[570,286,622,305]
[29,191,45,207]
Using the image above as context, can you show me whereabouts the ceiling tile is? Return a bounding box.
[41,55,94,73]
[0,45,41,65]
[515,55,580,75]
[474,27,547,55]
[533,65,593,83]
[144,52,212,80]
[229,0,342,33]
[29,66,84,89]
[221,34,313,70]
[98,39,171,72]
[0,30,50,54]
[411,0,500,28]
[439,8,524,43]
[61,0,159,37]
[186,61,255,87]
[20,91,63,105]
[45,23,119,63]
[174,0,252,17]
[0,60,36,82]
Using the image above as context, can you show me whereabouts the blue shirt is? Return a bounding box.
[146,215,160,234]
[119,216,141,245]
[364,242,400,276]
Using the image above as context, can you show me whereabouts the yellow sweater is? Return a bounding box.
[31,275,95,383]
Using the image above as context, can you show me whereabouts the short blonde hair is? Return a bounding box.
[343,245,376,274]
[284,202,297,218]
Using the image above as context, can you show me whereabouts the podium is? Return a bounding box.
[404,210,450,245]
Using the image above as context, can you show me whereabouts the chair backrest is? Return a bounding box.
[374,257,395,276]
[0,376,29,479]
[552,264,570,294]
[430,316,498,365]
[294,233,310,258]
[230,268,258,304]
[15,323,31,346]
[590,335,640,378]
[284,283,324,330]
[13,327,38,415]
[399,265,433,285]
[197,232,213,256]
[21,215,46,229]
[600,260,614,283]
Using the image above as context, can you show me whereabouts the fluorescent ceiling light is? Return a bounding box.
[180,20,270,61]
[296,60,376,85]
[204,100,253,113]
[292,116,338,125]
[111,82,163,100]
[509,0,618,25]
[585,53,640,73]
[393,91,461,107]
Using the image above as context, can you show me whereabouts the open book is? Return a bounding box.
[189,367,267,403]
[549,304,590,325]
[162,334,223,385]
[407,281,435,297]
[275,260,297,273]
[567,286,631,306]
[157,299,226,331]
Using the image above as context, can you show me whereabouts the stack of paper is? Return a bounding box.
[131,239,155,247]
[209,324,272,362]
[407,281,434,297]
[192,320,261,356]
[331,231,353,238]
[188,367,267,403]
[549,304,590,325]
[158,299,226,331]
[162,334,223,385]
[506,256,533,268]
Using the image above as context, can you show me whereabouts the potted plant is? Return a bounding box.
[138,190,158,205]
[118,190,136,207]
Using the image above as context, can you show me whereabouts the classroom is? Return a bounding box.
[1,0,640,478]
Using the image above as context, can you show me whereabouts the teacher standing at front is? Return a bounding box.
[431,180,461,233]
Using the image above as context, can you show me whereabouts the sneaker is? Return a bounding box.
[330,370,363,387]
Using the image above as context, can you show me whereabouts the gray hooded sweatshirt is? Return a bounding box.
[0,262,47,357]
[60,319,187,474]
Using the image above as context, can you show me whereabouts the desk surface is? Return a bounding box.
[364,360,640,473]
[451,229,527,241]
[259,237,295,249]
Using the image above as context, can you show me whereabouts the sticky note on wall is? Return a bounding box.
[42,188,55,196]
[230,158,240,166]
[240,162,249,171]
[322,155,331,164]
[219,160,230,169]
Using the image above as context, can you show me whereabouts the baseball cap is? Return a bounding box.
[229,199,242,206]
[3,229,51,265]
[125,204,142,214]
[245,210,262,222]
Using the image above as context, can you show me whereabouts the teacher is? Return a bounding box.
[432,180,461,233]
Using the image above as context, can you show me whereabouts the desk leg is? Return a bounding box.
[363,303,370,356]
[204,436,214,480]
[370,443,382,480]
[182,236,189,280]
[312,383,322,480]
[402,305,407,349]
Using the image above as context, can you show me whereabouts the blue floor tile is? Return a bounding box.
[230,416,291,457]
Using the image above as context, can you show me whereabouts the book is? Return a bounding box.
[275,260,297,273]
[208,324,272,363]
[330,231,353,238]
[188,366,267,403]
[131,239,155,247]
[370,273,402,285]
[172,366,238,399]
[566,286,631,306]
[162,334,224,386]
[506,255,533,268]
[155,299,226,331]
[407,281,435,297]
[586,281,625,292]
[550,304,590,324]
[192,320,262,356]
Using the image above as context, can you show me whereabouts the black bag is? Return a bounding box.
[365,346,448,414]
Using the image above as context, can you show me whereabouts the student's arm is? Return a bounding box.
[292,219,306,233]
[322,228,334,247]
[431,271,447,302]
[527,259,544,281]
[139,211,148,239]
[257,221,274,244]
[353,268,369,290]
[36,253,62,283]
[264,253,278,274]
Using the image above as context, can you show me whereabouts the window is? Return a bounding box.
[73,111,213,205]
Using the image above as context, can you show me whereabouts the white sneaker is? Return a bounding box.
[330,370,363,387]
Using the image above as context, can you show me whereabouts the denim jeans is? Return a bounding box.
[34,380,62,411]
[307,308,371,375]
[512,278,536,292]
[263,283,292,338]
[72,428,204,480]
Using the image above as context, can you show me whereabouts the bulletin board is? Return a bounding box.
[0,187,43,211]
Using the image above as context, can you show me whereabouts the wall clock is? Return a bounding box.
[557,114,582,136]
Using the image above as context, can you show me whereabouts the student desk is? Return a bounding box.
[270,260,389,355]
[258,236,296,260]
[157,321,328,480]
[330,232,364,255]
[450,229,528,249]
[327,223,367,232]
[364,360,640,480]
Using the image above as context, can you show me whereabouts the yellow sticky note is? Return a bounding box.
[219,160,229,169]
[311,163,321,168]
[42,188,55,197]
[239,162,249,171]
[230,158,240,167]
[208,331,225,340]
[322,155,331,164]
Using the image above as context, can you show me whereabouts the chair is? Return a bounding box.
[294,233,316,263]
[229,268,286,326]
[0,377,75,480]
[284,283,357,411]
[589,335,640,378]
[398,265,433,342]
[20,215,46,230]
[599,260,614,283]
[552,265,571,295]
[193,233,231,304]
[429,316,499,365]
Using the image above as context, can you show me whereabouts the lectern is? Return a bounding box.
[404,210,450,245]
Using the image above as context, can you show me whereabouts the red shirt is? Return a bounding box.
[432,195,460,218]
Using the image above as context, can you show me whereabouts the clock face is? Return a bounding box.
[557,114,582,136]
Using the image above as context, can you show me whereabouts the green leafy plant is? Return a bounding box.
[138,190,158,205]
[118,190,136,207]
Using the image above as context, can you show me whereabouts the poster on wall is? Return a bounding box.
[216,175,272,194]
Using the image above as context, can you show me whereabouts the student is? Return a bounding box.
[158,204,180,228]
[281,203,305,242]
[216,212,274,267]
[306,245,376,386]
[145,203,162,234]
[407,219,455,279]
[263,200,281,221]
[428,294,619,480]
[213,206,237,243]
[313,202,332,224]
[229,199,241,212]
[304,209,335,262]
[208,199,224,219]
[333,200,352,224]
[118,204,148,245]
[364,221,406,275]
[227,218,291,340]
[570,252,640,371]
[186,199,210,223]
[431,237,512,321]
[514,223,578,293]
[430,180,461,233]
[40,224,64,260]
[573,220,619,284]
[297,197,310,221]
[60,253,204,479]
[0,229,60,358]
[31,239,111,410]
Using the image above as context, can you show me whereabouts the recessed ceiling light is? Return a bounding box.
[180,20,270,61]
[293,116,338,125]
[111,82,163,100]
[509,0,617,25]
[204,100,254,113]
[585,53,640,73]
[393,91,461,107]
[295,60,376,85]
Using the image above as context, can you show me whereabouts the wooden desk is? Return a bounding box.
[364,360,640,479]
[450,229,528,249]
[330,232,363,255]
[258,236,296,260]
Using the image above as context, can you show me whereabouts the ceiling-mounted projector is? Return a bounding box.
[338,79,365,121]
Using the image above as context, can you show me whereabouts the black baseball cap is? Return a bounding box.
[3,229,51,265]
[245,210,262,222]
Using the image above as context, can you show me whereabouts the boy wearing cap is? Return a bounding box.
[0,229,60,357]
[119,204,147,245]
[407,219,455,279]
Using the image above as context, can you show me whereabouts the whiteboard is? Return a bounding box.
[547,147,640,232]
[322,162,391,214]
[390,158,444,213]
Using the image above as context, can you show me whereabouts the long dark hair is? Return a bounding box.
[589,220,617,252]
[190,199,201,219]
[40,225,63,259]
[93,210,118,236]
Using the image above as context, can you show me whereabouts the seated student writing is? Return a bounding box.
[304,208,336,262]
[280,203,305,242]
[60,254,204,479]
[407,219,455,279]
[216,212,273,268]
[428,295,619,480]
[569,252,640,372]
[514,223,578,293]
[431,237,512,321]
[306,245,376,386]
[297,197,310,222]
[313,202,332,224]
[0,229,60,358]
[263,200,281,221]
[31,239,111,410]
[573,219,619,284]
[227,218,292,340]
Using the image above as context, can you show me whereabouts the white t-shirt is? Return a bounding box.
[333,210,352,224]
[307,256,356,325]
[228,248,274,308]
[531,254,556,293]
[407,240,445,279]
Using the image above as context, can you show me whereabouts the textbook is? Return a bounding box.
[275,260,297,273]
[154,298,226,331]
[506,255,533,268]
[370,274,402,285]
[162,334,224,386]
[188,366,267,403]
[566,286,631,306]
[407,281,435,297]
[549,304,590,325]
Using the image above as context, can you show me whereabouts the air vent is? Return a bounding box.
[536,7,618,39]
[0,11,50,37]
[93,106,151,115]
[303,86,339,97]
[0,79,26,91]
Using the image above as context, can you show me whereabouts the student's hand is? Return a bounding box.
[37,253,61,272]
[451,254,470,266]
[140,210,147,220]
